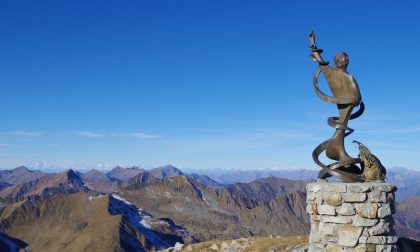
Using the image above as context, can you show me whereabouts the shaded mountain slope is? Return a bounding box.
[0,181,12,192]
[221,177,306,202]
[0,169,86,202]
[386,167,420,188]
[396,184,420,203]
[386,167,420,201]
[125,172,161,190]
[81,169,116,183]
[395,195,420,240]
[0,231,27,252]
[187,173,223,189]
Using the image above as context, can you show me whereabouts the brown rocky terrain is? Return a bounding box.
[0,192,192,251]
[126,172,162,190]
[81,169,122,193]
[187,173,223,189]
[221,176,306,202]
[0,193,124,252]
[0,169,87,203]
[119,175,310,241]
[0,165,419,251]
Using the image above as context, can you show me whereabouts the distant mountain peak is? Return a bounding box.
[126,166,142,170]
[14,166,30,171]
[0,166,45,185]
[66,169,79,178]
[86,169,103,174]
[106,166,145,182]
[126,172,161,190]
[160,164,176,169]
[112,165,125,171]
[148,165,183,179]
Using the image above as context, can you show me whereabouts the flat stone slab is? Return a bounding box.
[343,193,367,203]
[338,224,363,247]
[378,204,392,218]
[353,214,379,227]
[323,193,342,206]
[318,205,336,215]
[338,203,355,216]
[355,203,378,219]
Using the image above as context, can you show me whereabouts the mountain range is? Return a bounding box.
[195,167,420,202]
[0,164,418,251]
[119,175,309,241]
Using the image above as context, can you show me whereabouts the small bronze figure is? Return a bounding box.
[309,31,373,182]
[353,141,387,182]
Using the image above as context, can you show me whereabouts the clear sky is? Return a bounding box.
[1,1,420,171]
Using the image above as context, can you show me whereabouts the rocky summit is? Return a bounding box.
[0,192,193,251]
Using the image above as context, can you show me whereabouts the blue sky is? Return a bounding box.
[1,1,420,170]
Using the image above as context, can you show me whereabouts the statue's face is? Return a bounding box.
[334,52,349,71]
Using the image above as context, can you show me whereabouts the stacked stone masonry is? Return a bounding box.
[306,182,398,252]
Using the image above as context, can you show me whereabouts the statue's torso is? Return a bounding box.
[321,65,361,104]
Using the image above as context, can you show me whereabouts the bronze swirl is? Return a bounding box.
[312,66,365,182]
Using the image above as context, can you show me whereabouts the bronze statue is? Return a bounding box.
[308,31,385,182]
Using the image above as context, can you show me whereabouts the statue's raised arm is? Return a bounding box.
[308,31,328,66]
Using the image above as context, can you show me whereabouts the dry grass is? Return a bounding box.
[1,193,124,252]
[182,235,308,252]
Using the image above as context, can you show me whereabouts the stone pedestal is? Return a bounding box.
[306,182,398,252]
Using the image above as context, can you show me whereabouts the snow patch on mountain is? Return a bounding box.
[109,194,188,250]
[84,182,94,190]
[111,194,134,206]
[174,205,183,212]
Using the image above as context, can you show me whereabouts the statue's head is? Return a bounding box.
[334,52,349,71]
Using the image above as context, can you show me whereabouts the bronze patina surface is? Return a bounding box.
[308,31,384,182]
[353,140,387,182]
